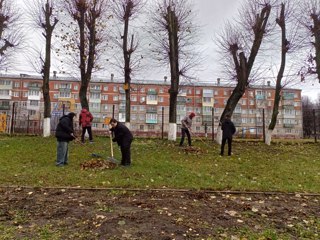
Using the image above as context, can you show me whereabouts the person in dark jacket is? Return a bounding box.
[220,114,236,156]
[55,112,76,166]
[109,118,133,167]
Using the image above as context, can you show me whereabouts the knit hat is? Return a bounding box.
[67,112,76,118]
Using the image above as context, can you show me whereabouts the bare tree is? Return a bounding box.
[216,0,273,143]
[298,0,320,83]
[26,0,59,137]
[0,0,22,70]
[265,1,301,145]
[61,0,109,110]
[148,0,200,140]
[111,0,144,125]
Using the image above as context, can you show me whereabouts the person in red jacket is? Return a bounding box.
[79,107,94,143]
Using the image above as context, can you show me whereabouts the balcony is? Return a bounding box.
[147,89,157,95]
[256,95,265,100]
[283,93,294,100]
[284,123,294,128]
[146,119,157,124]
[0,105,10,110]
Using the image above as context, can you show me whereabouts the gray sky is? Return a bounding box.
[11,0,320,100]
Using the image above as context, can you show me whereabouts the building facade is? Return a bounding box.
[0,74,303,138]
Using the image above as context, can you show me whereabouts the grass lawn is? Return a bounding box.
[0,135,320,193]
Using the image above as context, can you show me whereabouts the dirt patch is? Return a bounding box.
[0,187,319,239]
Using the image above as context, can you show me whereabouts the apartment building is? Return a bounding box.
[0,74,303,138]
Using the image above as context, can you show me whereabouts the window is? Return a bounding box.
[53,93,59,99]
[102,95,108,100]
[196,89,201,94]
[29,90,40,96]
[90,85,101,90]
[0,80,11,85]
[60,83,71,89]
[0,90,9,96]
[203,97,212,103]
[54,84,59,89]
[90,92,101,99]
[59,92,71,98]
[249,100,254,105]
[158,96,164,102]
[131,96,137,101]
[140,87,145,93]
[14,82,20,88]
[113,95,118,101]
[74,85,78,90]
[119,94,125,101]
[113,86,118,92]
[140,106,145,111]
[103,86,108,91]
[147,95,157,101]
[28,110,36,115]
[30,100,39,106]
[131,106,138,111]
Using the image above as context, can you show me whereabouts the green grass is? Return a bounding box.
[0,135,320,193]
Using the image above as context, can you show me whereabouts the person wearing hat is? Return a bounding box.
[109,118,133,167]
[55,112,76,166]
[179,112,196,147]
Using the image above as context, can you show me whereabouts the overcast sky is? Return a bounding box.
[12,0,320,100]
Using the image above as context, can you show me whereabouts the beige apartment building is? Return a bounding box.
[0,73,303,138]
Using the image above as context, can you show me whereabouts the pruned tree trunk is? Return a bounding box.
[218,3,271,143]
[266,3,288,145]
[39,1,58,137]
[167,5,179,141]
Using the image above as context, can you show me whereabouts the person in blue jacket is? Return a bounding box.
[55,112,76,166]
[109,118,133,167]
[220,114,236,156]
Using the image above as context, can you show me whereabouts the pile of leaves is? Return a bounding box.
[80,158,117,170]
[183,146,205,155]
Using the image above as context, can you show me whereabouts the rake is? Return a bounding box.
[189,130,212,147]
[107,131,119,164]
[74,137,104,158]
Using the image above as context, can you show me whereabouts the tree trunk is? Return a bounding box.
[42,2,58,137]
[267,3,287,144]
[123,5,132,123]
[167,6,180,140]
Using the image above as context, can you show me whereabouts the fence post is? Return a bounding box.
[10,102,16,135]
[263,108,266,142]
[112,105,115,119]
[27,115,30,134]
[161,107,164,139]
[211,107,214,141]
[313,109,317,143]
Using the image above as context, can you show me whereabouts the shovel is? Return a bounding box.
[107,131,119,164]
